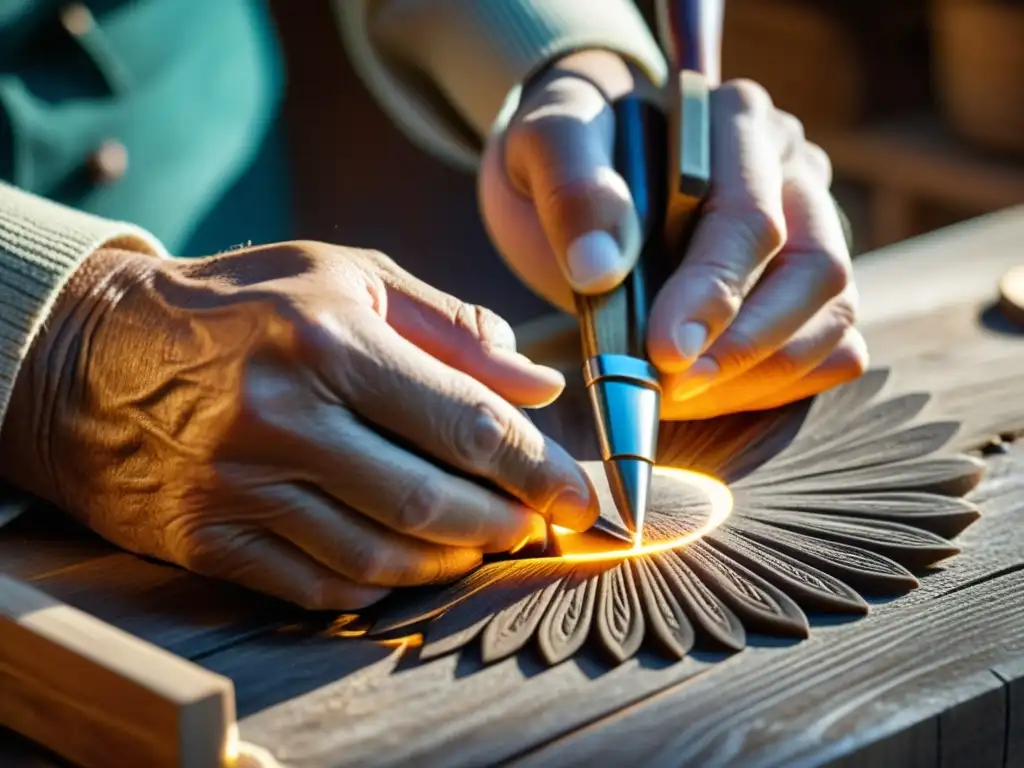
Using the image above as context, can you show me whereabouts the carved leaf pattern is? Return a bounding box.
[594,564,645,663]
[366,368,986,667]
[480,579,562,663]
[706,529,868,614]
[537,568,599,665]
[632,558,695,659]
[680,543,809,638]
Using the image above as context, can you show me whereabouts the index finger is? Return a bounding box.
[646,79,786,374]
[310,306,599,533]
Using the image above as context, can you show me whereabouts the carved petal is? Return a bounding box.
[771,391,930,464]
[740,456,985,497]
[729,520,919,594]
[794,368,893,436]
[632,558,695,660]
[537,568,600,666]
[592,562,645,664]
[480,579,563,664]
[741,509,961,570]
[705,529,867,614]
[678,544,809,639]
[751,491,981,538]
[369,561,565,636]
[755,421,960,486]
[420,567,566,660]
[653,552,746,652]
[421,612,494,661]
[658,403,808,480]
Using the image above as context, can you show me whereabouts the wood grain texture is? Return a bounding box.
[217,211,1024,767]
[0,576,235,768]
[353,368,981,668]
[216,402,1024,768]
[5,209,1024,767]
[223,443,1024,768]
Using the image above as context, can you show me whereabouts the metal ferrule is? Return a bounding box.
[581,354,661,464]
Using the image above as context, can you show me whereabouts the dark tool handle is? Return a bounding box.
[661,0,718,254]
[575,98,667,361]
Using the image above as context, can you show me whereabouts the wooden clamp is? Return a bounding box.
[0,575,237,767]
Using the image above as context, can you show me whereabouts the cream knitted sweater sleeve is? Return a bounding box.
[335,0,668,172]
[0,182,167,428]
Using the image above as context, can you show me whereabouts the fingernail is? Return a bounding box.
[672,321,707,361]
[510,513,549,554]
[669,356,719,401]
[565,231,622,292]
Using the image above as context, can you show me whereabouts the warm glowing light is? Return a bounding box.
[377,633,424,649]
[556,467,733,562]
[224,724,240,765]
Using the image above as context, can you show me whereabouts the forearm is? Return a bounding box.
[336,0,667,170]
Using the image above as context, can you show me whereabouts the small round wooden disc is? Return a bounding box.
[998,265,1024,328]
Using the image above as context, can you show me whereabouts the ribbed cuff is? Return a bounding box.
[336,0,667,170]
[0,182,167,425]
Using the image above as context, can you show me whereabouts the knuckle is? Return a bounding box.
[396,480,445,535]
[297,582,331,611]
[813,251,852,300]
[450,402,515,473]
[705,202,785,261]
[831,291,860,330]
[739,205,786,257]
[801,142,833,182]
[176,525,243,577]
[760,347,803,383]
[717,78,774,115]
[689,257,747,306]
[349,544,392,586]
[712,326,763,371]
[351,247,394,271]
[777,111,806,144]
[455,302,517,352]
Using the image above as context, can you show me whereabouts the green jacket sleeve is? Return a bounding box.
[335,0,667,171]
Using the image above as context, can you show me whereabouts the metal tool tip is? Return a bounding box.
[606,458,653,543]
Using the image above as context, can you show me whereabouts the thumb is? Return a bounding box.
[502,75,643,296]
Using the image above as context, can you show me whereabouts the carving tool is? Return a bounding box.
[575,0,717,546]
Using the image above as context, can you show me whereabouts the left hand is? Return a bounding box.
[480,50,867,419]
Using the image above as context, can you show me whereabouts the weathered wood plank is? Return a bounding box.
[222,208,1024,766]
[213,443,1024,767]
[519,570,1024,767]
[199,625,404,719]
[0,507,295,659]
[0,577,236,768]
[3,208,1023,766]
[993,654,1024,767]
[935,671,1007,768]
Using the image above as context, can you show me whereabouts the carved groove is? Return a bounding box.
[363,368,984,667]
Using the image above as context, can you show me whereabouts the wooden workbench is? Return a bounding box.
[3,206,1024,767]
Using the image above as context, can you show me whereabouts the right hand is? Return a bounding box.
[0,242,598,610]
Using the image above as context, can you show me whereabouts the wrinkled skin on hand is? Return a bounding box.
[481,50,868,419]
[0,243,598,609]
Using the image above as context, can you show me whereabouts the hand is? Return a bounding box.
[481,50,867,419]
[0,243,597,609]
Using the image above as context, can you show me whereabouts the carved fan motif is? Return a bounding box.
[365,369,984,666]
